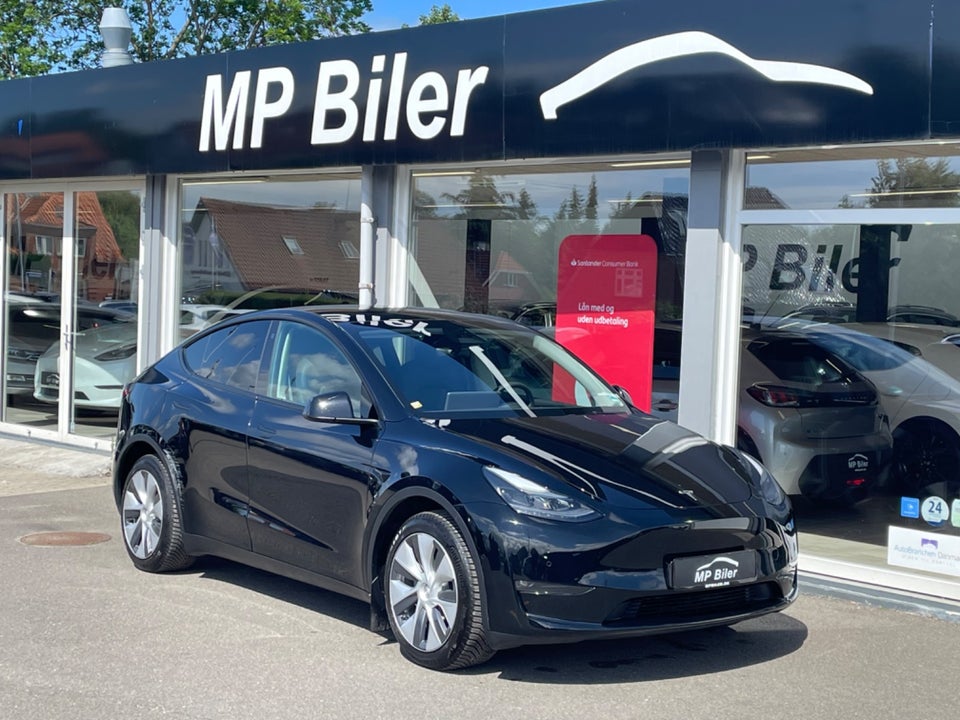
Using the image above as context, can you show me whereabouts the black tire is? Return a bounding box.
[120,454,194,573]
[893,421,960,496]
[384,511,494,671]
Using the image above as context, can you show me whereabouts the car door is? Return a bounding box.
[175,320,271,550]
[247,320,380,588]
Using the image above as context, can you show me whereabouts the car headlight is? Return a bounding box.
[739,451,787,506]
[482,466,600,522]
[95,345,137,362]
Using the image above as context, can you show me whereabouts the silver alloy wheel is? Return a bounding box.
[388,532,459,652]
[122,467,164,559]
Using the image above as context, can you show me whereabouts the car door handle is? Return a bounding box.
[654,400,679,411]
[254,424,277,437]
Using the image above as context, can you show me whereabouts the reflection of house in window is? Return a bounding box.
[5,192,125,301]
[35,235,55,255]
[182,197,360,299]
[484,250,547,313]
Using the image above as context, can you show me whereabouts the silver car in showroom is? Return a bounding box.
[651,325,893,504]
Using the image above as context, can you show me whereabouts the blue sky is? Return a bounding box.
[364,0,585,31]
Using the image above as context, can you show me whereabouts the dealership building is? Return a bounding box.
[2,0,960,604]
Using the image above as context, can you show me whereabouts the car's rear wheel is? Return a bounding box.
[384,511,493,671]
[121,455,193,573]
[893,420,960,496]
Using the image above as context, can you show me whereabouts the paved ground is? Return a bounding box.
[1,436,958,719]
[0,437,110,497]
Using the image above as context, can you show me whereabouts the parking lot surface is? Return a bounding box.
[1,470,958,720]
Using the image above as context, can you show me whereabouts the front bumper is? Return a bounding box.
[34,356,127,410]
[464,500,799,650]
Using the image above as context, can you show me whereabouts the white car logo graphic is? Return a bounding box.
[695,556,740,573]
[540,30,874,120]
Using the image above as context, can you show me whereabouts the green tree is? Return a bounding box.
[418,3,460,25]
[0,1,68,78]
[867,158,960,208]
[3,1,373,77]
[98,191,142,260]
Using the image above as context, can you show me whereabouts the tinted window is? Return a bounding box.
[747,337,851,385]
[183,321,269,392]
[264,321,366,417]
[351,320,626,415]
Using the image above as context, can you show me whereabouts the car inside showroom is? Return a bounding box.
[3,0,960,610]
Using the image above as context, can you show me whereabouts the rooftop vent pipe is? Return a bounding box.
[100,7,134,67]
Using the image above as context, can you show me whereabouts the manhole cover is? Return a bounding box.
[19,531,111,547]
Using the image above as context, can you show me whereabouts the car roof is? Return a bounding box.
[257,305,529,331]
[831,321,960,346]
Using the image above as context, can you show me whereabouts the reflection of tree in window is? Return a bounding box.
[863,158,960,209]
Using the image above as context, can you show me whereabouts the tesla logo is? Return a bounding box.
[693,556,740,584]
[540,31,874,120]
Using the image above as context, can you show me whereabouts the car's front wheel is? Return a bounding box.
[384,511,493,671]
[120,454,193,573]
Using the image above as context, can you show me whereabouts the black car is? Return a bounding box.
[114,307,798,670]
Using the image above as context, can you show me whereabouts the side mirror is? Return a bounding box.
[304,391,378,426]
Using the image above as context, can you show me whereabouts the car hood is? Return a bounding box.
[437,412,754,509]
[40,321,137,359]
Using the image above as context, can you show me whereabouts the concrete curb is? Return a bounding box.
[800,571,960,623]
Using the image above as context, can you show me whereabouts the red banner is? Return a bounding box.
[555,234,658,410]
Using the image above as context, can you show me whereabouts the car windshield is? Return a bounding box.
[348,318,628,418]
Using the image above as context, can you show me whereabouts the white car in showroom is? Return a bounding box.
[34,315,138,411]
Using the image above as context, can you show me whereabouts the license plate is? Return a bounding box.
[669,549,757,590]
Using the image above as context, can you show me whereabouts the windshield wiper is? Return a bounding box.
[467,345,535,418]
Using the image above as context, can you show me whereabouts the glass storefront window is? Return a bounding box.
[409,162,689,415]
[746,151,960,210]
[4,190,141,440]
[740,153,960,594]
[178,174,361,340]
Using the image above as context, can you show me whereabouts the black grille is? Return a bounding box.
[605,582,781,626]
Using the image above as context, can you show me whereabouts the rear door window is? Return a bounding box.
[182,321,270,392]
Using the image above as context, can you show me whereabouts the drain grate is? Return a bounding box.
[19,531,111,547]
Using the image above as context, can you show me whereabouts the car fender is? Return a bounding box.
[363,480,499,636]
[889,399,960,438]
[113,427,184,508]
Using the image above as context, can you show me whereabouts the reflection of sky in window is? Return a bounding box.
[414,169,689,221]
[747,157,960,209]
[181,177,360,214]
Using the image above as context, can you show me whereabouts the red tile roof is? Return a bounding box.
[196,197,360,294]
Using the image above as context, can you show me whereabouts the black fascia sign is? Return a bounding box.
[0,0,952,178]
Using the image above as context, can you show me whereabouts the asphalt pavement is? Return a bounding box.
[1,434,959,720]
